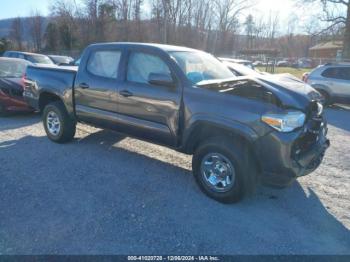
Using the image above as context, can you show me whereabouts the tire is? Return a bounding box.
[317,89,331,106]
[43,101,76,143]
[192,137,257,203]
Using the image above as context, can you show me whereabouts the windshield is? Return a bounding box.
[0,60,27,78]
[27,54,54,64]
[170,51,234,84]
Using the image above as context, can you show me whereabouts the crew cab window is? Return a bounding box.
[322,67,350,80]
[127,52,171,84]
[87,50,121,79]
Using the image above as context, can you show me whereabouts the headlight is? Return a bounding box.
[262,111,306,132]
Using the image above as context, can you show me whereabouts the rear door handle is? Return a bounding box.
[119,90,133,97]
[79,83,90,89]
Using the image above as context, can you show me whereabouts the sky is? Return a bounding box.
[0,0,301,19]
[0,0,50,18]
[0,0,322,34]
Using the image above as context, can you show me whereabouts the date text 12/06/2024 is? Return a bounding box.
[127,256,220,261]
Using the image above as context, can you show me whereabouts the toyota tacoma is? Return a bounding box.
[24,43,330,203]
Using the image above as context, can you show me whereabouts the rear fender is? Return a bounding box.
[39,89,74,118]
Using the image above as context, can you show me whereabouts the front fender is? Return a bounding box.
[181,113,259,152]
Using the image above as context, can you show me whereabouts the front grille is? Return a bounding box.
[292,101,325,157]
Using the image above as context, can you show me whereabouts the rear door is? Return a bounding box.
[116,48,182,146]
[74,47,123,128]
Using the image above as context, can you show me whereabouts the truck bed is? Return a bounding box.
[24,65,78,116]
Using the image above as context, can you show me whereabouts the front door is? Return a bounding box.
[117,50,182,146]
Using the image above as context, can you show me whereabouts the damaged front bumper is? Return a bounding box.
[256,114,330,187]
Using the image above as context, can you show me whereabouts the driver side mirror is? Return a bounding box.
[148,72,175,88]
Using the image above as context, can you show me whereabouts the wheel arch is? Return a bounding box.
[38,91,62,112]
[38,90,75,119]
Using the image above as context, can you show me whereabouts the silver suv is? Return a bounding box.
[306,63,350,105]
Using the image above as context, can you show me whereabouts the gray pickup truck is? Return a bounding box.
[24,43,329,203]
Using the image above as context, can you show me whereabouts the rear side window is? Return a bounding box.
[87,50,121,79]
[321,67,350,80]
[127,52,171,84]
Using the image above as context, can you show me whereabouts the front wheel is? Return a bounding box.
[43,101,76,143]
[192,137,257,203]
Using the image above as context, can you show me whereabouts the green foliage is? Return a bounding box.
[45,22,59,51]
[0,38,12,55]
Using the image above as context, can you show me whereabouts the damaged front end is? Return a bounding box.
[197,76,330,186]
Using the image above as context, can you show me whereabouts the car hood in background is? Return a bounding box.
[0,77,23,92]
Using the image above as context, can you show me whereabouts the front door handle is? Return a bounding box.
[79,83,90,89]
[119,90,133,97]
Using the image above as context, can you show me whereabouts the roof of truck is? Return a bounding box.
[88,42,199,52]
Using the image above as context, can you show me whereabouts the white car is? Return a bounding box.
[305,63,350,105]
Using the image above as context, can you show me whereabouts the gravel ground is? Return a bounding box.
[0,106,349,255]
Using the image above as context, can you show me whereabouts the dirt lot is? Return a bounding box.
[0,106,349,255]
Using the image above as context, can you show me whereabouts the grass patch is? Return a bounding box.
[256,67,311,79]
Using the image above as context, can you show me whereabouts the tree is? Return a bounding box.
[299,0,350,58]
[50,0,80,50]
[244,14,255,48]
[28,10,45,51]
[45,22,59,51]
[213,0,253,54]
[9,17,23,50]
[0,38,12,55]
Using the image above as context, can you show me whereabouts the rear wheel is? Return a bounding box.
[192,137,257,203]
[43,101,76,143]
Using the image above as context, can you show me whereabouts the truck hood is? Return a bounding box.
[196,76,323,111]
[258,76,323,107]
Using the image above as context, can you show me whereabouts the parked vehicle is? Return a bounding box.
[3,51,54,65]
[305,63,350,105]
[0,58,34,114]
[48,55,74,65]
[277,60,290,67]
[298,58,313,69]
[218,57,254,69]
[253,61,265,67]
[24,43,329,203]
